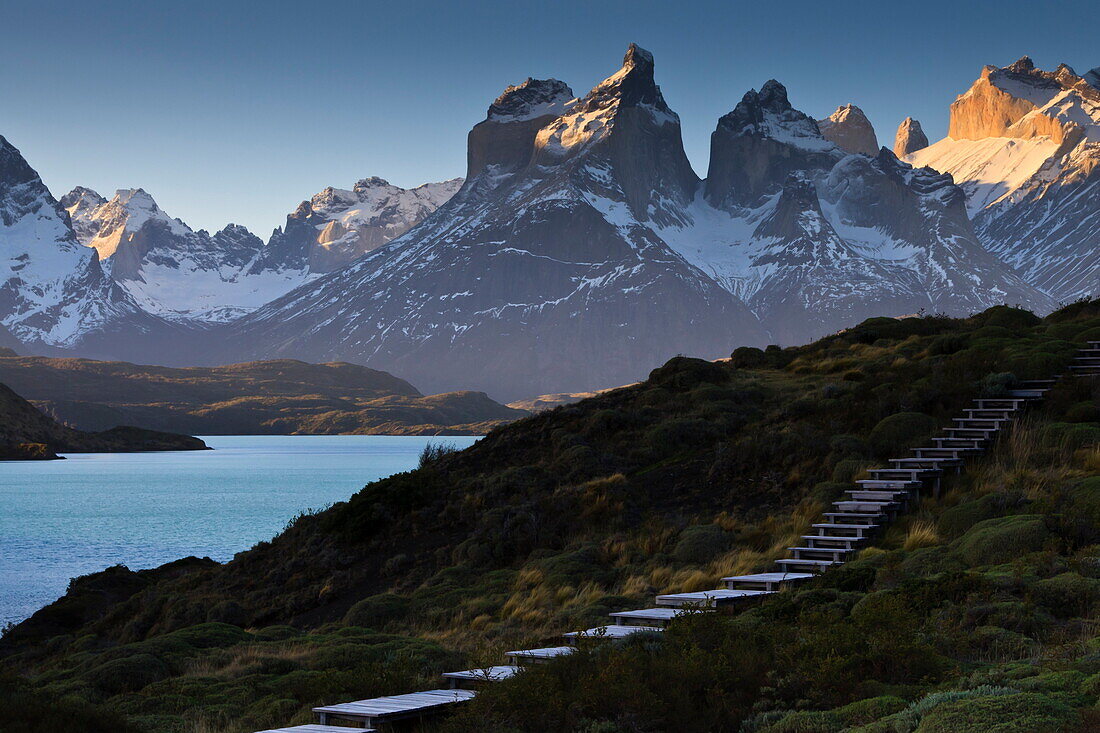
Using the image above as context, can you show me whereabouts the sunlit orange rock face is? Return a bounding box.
[947,57,1099,146]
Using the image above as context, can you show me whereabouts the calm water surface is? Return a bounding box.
[0,435,479,627]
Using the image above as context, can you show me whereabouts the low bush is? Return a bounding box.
[950,515,1050,566]
[914,691,1076,732]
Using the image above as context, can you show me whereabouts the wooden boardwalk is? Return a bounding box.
[253,340,1100,731]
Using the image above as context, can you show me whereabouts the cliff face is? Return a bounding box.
[947,57,1097,146]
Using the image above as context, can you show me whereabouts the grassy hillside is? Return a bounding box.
[0,356,528,435]
[2,303,1099,732]
[0,382,206,459]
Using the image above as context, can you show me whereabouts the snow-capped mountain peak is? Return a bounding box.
[1,135,174,350]
[260,176,463,275]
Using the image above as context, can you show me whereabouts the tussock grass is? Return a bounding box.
[903,521,941,551]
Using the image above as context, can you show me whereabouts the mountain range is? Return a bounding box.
[1,47,1097,399]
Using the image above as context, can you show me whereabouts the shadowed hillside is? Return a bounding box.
[0,357,528,436]
[2,302,1100,732]
[0,382,207,459]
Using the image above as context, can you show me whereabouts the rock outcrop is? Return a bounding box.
[893,117,929,156]
[817,104,879,155]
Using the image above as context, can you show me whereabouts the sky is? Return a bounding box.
[2,0,1098,236]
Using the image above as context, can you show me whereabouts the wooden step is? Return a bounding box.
[812,522,878,537]
[506,647,575,665]
[854,479,923,489]
[442,665,520,685]
[655,589,772,608]
[609,607,699,625]
[564,625,663,642]
[961,408,1017,418]
[846,489,910,500]
[802,535,864,550]
[911,447,981,459]
[823,512,882,524]
[1007,389,1048,397]
[931,437,987,448]
[866,468,941,480]
[942,428,999,437]
[789,546,853,562]
[721,572,815,591]
[972,398,1028,408]
[952,417,1010,427]
[889,457,962,468]
[314,690,476,727]
[775,558,841,572]
[833,499,898,511]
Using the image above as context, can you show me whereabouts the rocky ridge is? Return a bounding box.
[908,56,1100,303]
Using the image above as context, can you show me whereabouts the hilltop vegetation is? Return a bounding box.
[2,302,1100,731]
[0,356,528,436]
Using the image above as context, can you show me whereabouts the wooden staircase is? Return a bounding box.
[252,340,1100,732]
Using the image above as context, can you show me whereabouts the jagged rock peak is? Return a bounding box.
[60,186,106,211]
[1008,55,1035,73]
[817,104,879,156]
[573,43,673,116]
[1086,67,1100,89]
[715,79,828,147]
[893,117,929,156]
[487,78,574,122]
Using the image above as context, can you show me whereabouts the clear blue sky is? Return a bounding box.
[2,0,1096,236]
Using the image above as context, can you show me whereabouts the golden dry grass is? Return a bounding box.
[902,521,941,551]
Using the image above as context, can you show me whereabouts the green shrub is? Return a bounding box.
[343,593,411,628]
[832,459,872,482]
[89,653,171,695]
[951,516,1050,566]
[1039,422,1100,450]
[834,695,907,724]
[759,710,842,733]
[731,346,768,368]
[914,692,1076,732]
[167,623,251,649]
[868,412,937,455]
[673,524,730,564]
[648,356,729,389]
[966,626,1038,661]
[937,492,1029,538]
[1065,401,1100,423]
[1032,572,1100,617]
[976,306,1041,331]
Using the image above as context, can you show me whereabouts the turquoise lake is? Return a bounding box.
[0,435,479,627]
